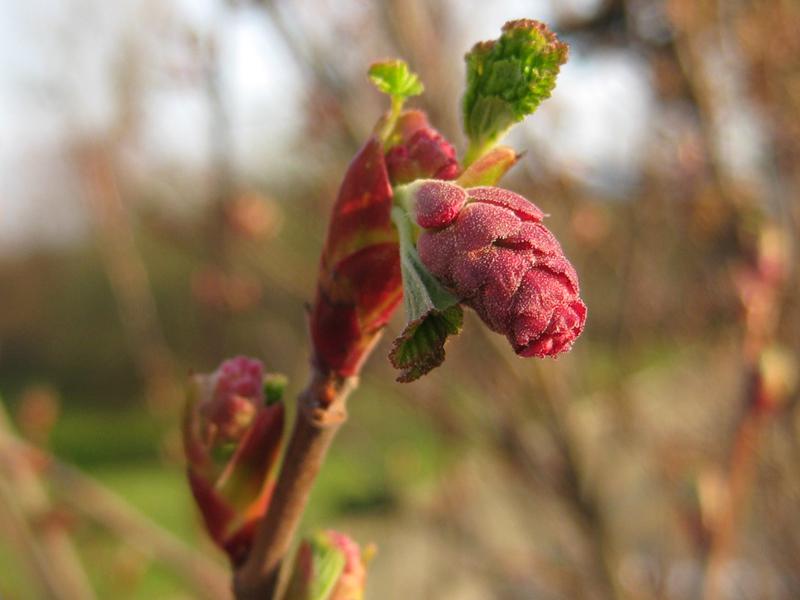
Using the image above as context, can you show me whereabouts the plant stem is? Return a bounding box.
[234,368,357,600]
[378,95,405,144]
[539,384,623,600]
[0,423,231,599]
[702,377,771,600]
[0,402,97,600]
[463,137,496,168]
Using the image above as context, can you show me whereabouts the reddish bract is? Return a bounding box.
[310,111,459,376]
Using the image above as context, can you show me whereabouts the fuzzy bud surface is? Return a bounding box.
[413,181,586,357]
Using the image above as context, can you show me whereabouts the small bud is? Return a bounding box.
[385,121,459,185]
[311,111,460,377]
[203,356,264,442]
[285,530,370,600]
[263,372,288,406]
[183,356,285,566]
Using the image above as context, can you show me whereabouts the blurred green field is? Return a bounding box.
[0,385,453,599]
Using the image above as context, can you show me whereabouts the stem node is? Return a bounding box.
[234,368,357,600]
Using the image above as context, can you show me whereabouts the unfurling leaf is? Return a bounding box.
[369,59,424,101]
[462,19,568,164]
[389,204,463,382]
[285,531,370,600]
[390,305,463,383]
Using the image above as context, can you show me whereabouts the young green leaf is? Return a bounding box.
[389,205,463,382]
[263,373,288,406]
[370,60,426,144]
[390,305,463,383]
[284,533,347,600]
[368,59,424,101]
[462,19,568,164]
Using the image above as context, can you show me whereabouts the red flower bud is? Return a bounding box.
[310,111,460,376]
[183,356,285,566]
[385,111,459,185]
[200,356,264,442]
[413,181,586,357]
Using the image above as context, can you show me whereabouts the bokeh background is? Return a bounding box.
[1,0,798,598]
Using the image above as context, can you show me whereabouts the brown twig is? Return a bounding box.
[0,404,96,600]
[0,416,231,600]
[701,400,768,600]
[0,475,74,600]
[475,326,623,600]
[47,456,233,599]
[701,236,788,599]
[77,143,178,409]
[234,368,357,600]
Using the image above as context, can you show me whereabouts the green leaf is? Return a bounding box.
[389,206,463,382]
[308,539,346,600]
[369,59,424,100]
[390,305,463,383]
[462,19,568,163]
[263,373,287,406]
[284,534,347,600]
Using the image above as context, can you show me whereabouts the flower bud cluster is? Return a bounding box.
[310,111,459,376]
[412,181,586,357]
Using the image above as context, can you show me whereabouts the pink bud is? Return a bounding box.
[383,110,459,187]
[202,356,264,443]
[284,530,370,600]
[414,180,467,228]
[326,530,367,600]
[183,356,284,566]
[214,356,264,402]
[386,127,459,185]
[414,182,586,357]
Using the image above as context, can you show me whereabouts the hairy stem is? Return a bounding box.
[234,368,357,600]
[378,95,405,143]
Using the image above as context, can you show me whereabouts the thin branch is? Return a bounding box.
[0,475,74,600]
[0,424,232,600]
[0,404,96,600]
[234,368,357,600]
[76,143,178,409]
[476,327,623,600]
